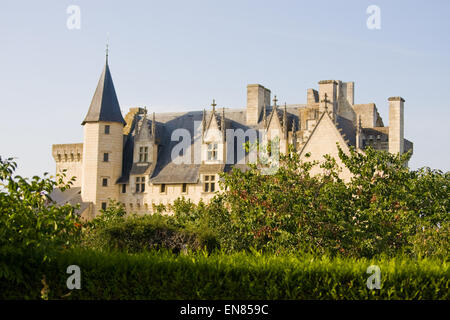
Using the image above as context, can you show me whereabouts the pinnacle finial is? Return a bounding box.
[211,99,217,112]
[105,33,110,64]
[221,107,225,132]
[273,95,278,107]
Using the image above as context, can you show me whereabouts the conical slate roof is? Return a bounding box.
[82,61,125,125]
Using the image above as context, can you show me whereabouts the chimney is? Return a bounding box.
[247,84,270,126]
[388,97,405,155]
[318,80,338,114]
[345,81,354,105]
[307,89,319,105]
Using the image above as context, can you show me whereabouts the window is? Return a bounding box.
[121,184,126,193]
[182,183,187,194]
[103,153,109,162]
[135,177,145,193]
[203,175,215,193]
[70,153,74,161]
[160,184,166,193]
[207,143,218,161]
[57,154,61,162]
[101,202,107,210]
[139,147,149,162]
[102,178,108,187]
[105,125,110,134]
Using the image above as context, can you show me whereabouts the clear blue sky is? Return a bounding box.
[1,0,449,177]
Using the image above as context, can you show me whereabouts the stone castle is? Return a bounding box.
[51,57,413,219]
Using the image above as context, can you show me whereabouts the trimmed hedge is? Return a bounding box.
[0,248,448,300]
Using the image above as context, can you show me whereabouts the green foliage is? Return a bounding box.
[169,197,207,227]
[0,248,447,300]
[0,156,81,252]
[202,146,449,258]
[82,199,218,253]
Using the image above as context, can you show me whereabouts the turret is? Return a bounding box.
[81,53,125,217]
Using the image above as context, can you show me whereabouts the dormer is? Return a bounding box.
[202,100,226,164]
[133,110,158,165]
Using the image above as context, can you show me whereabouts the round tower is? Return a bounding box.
[81,55,125,218]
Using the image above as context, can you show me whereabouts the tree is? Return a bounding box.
[0,156,81,251]
[204,145,449,258]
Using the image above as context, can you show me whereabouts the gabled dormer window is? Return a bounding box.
[139,147,148,162]
[207,143,218,161]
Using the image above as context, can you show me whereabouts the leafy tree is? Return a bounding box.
[0,156,81,252]
[203,145,449,258]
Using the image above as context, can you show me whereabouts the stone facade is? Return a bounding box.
[51,59,414,219]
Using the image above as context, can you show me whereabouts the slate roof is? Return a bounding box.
[118,106,303,184]
[82,61,126,125]
[49,187,91,216]
[117,103,409,184]
[336,115,356,146]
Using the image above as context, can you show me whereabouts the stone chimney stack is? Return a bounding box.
[318,80,338,114]
[388,97,405,155]
[307,89,319,106]
[247,84,270,126]
[341,81,354,105]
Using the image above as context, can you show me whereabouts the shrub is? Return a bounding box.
[0,248,447,300]
[82,200,218,253]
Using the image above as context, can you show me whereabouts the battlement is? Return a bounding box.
[51,143,84,187]
[52,143,83,162]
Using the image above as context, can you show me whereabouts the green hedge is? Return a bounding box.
[82,214,218,253]
[0,248,448,300]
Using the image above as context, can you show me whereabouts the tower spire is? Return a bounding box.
[105,33,110,64]
[106,43,109,64]
[82,52,125,126]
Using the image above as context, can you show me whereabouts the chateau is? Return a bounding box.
[51,57,413,219]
